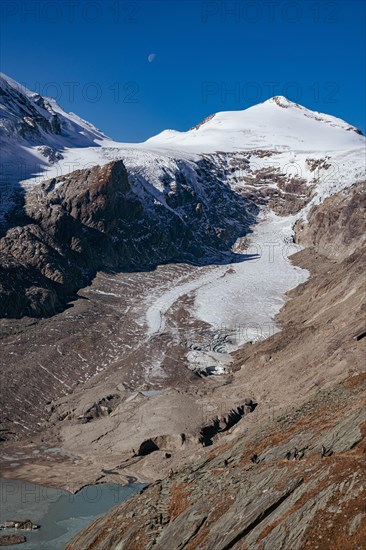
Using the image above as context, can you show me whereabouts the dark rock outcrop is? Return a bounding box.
[0,159,257,318]
[295,181,366,260]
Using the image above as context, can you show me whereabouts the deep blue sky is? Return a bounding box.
[1,0,365,141]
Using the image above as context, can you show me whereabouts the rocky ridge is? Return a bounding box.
[0,158,257,318]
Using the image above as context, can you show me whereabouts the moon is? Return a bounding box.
[148,53,156,63]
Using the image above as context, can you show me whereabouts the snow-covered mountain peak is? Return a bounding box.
[0,72,108,153]
[263,95,296,108]
[145,96,364,153]
[260,95,363,134]
[0,72,33,96]
[0,72,113,220]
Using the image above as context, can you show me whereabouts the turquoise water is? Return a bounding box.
[0,478,145,549]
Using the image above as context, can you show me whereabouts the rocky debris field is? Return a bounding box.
[64,181,366,548]
[64,374,366,550]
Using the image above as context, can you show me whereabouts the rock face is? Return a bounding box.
[294,182,366,260]
[65,181,366,550]
[0,159,256,318]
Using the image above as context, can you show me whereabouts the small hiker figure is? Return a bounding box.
[293,447,299,460]
[224,459,229,467]
[321,445,326,458]
[250,454,260,464]
[168,468,173,478]
[285,449,291,461]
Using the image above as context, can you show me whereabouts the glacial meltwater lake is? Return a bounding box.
[0,478,145,549]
